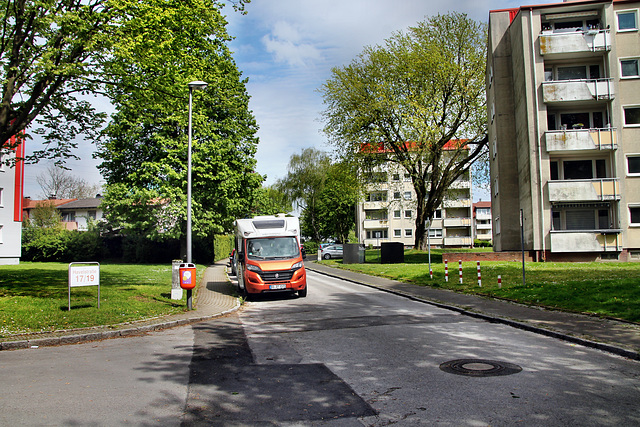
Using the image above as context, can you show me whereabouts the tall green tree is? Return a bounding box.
[0,0,249,163]
[316,161,359,243]
[277,148,332,241]
[320,12,487,249]
[97,0,260,244]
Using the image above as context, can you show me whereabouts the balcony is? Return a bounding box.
[444,237,473,247]
[449,180,471,189]
[550,230,621,253]
[548,178,620,202]
[545,128,617,152]
[442,198,472,208]
[476,223,492,230]
[363,219,389,230]
[540,29,610,57]
[542,79,614,104]
[443,217,471,227]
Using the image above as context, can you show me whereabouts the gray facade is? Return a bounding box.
[488,0,640,260]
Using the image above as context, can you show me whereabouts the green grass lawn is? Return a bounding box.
[0,263,205,338]
[324,249,640,323]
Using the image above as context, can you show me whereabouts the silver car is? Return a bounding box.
[320,244,343,260]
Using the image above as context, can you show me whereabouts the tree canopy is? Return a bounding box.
[96,0,260,242]
[277,148,359,243]
[0,0,249,163]
[320,12,487,249]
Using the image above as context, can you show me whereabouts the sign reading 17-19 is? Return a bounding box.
[68,262,100,311]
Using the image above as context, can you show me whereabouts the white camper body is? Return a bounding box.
[234,214,307,298]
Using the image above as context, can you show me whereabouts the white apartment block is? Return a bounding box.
[473,201,493,243]
[488,0,640,261]
[356,163,473,248]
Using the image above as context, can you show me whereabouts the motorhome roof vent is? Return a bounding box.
[253,219,285,229]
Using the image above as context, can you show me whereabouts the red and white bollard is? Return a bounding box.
[459,260,463,284]
[444,260,449,282]
[430,266,433,279]
[477,261,482,287]
[498,275,502,289]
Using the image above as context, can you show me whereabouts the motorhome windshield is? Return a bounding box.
[247,237,300,260]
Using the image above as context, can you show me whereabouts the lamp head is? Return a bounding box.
[188,80,208,90]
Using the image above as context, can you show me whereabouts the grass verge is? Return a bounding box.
[0,262,206,338]
[322,249,640,323]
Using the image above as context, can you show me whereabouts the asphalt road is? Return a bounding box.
[1,270,639,426]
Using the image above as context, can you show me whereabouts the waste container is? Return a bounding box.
[380,242,404,264]
[179,263,197,290]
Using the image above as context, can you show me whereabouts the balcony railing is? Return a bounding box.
[550,230,621,253]
[548,178,620,202]
[363,219,389,229]
[442,198,472,208]
[444,237,473,247]
[544,128,617,152]
[540,29,611,56]
[542,78,614,104]
[443,217,472,227]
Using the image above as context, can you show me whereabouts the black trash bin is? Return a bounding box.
[380,242,404,264]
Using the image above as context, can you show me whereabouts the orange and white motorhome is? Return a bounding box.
[235,214,307,298]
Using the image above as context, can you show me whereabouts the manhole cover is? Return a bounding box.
[440,359,522,377]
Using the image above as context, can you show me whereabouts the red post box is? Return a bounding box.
[179,263,197,290]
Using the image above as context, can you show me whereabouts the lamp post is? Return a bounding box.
[186,80,207,309]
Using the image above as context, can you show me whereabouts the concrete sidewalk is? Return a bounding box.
[0,261,239,351]
[305,261,640,361]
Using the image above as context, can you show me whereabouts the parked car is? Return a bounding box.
[320,244,343,260]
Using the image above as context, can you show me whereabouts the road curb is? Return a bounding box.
[306,263,640,361]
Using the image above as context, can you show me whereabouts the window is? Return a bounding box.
[404,210,412,219]
[405,229,413,237]
[393,192,401,200]
[392,173,400,181]
[428,228,442,238]
[624,106,640,126]
[433,209,442,219]
[394,229,401,237]
[393,210,401,219]
[367,192,387,202]
[630,206,640,225]
[552,211,561,230]
[628,155,640,175]
[403,191,412,200]
[617,10,638,31]
[621,58,640,78]
[62,212,76,222]
[563,160,593,179]
[403,174,412,182]
[0,188,3,207]
[566,210,595,230]
[366,230,388,239]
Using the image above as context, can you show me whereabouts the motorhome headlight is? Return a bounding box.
[247,264,262,273]
[291,261,303,271]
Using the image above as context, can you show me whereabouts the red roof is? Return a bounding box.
[361,139,468,154]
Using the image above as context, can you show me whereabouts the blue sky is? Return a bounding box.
[23,0,522,199]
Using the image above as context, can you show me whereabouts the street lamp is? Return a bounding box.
[186,80,207,309]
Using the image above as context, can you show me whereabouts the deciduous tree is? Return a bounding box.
[320,12,487,249]
[97,0,260,244]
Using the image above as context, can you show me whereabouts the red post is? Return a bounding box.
[459,260,463,284]
[498,275,502,289]
[445,259,448,282]
[477,261,481,287]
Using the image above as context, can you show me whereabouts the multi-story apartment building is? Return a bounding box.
[473,201,493,243]
[356,163,473,248]
[0,135,25,264]
[488,0,640,261]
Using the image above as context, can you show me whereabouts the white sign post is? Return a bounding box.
[68,262,100,311]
